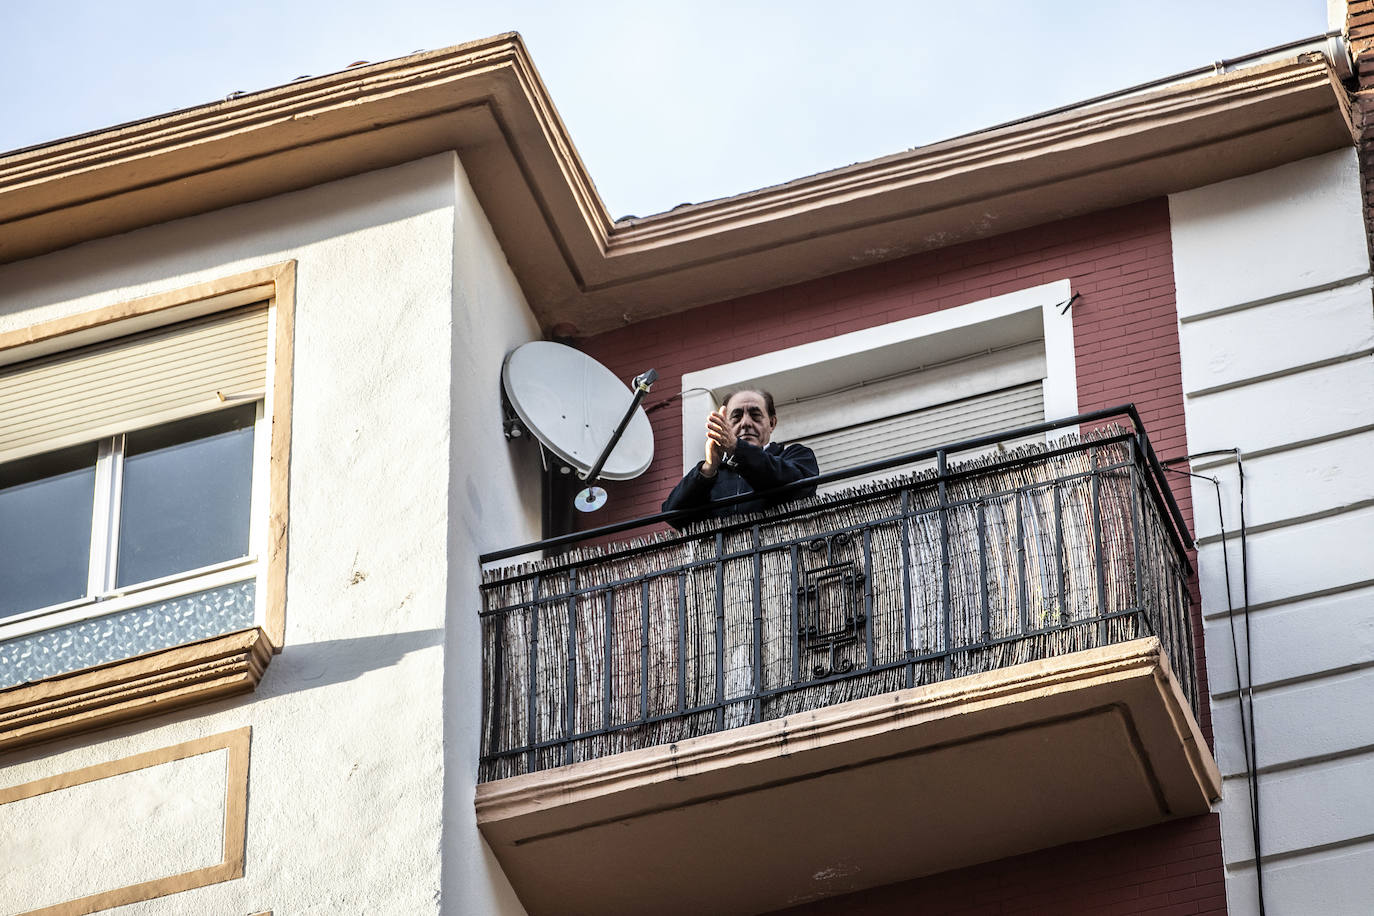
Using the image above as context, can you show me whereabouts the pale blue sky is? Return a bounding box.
[2,0,1330,217]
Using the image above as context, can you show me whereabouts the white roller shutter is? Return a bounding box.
[0,305,268,463]
[803,382,1045,490]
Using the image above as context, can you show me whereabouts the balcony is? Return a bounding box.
[474,408,1220,916]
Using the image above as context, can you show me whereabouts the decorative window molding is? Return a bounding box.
[0,630,271,752]
[0,263,294,747]
[0,727,251,915]
[679,279,1077,477]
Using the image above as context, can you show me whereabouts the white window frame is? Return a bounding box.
[679,279,1079,474]
[0,263,293,752]
[0,403,270,642]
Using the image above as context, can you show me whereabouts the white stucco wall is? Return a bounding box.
[1170,148,1374,914]
[443,153,543,916]
[0,153,538,914]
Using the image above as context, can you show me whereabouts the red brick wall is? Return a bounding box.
[1348,0,1374,252]
[768,816,1225,916]
[582,196,1213,722]
[581,198,1191,532]
[576,198,1223,912]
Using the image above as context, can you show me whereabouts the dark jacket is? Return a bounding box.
[661,440,819,528]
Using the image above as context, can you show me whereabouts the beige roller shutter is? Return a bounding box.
[803,382,1044,489]
[0,305,269,463]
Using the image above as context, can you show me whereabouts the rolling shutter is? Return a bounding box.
[0,305,269,463]
[804,382,1044,489]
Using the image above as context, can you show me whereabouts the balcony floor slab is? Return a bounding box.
[475,636,1219,916]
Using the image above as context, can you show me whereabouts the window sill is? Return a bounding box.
[0,558,258,641]
[0,628,271,752]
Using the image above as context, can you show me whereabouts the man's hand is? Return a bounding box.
[707,409,739,454]
[700,408,736,477]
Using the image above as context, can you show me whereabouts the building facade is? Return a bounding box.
[1,8,1372,916]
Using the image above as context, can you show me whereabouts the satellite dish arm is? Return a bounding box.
[579,369,658,484]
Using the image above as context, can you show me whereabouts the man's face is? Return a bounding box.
[724,391,776,448]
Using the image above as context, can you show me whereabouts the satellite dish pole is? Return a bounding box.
[575,368,658,512]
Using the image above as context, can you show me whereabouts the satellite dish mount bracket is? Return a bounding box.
[575,368,658,511]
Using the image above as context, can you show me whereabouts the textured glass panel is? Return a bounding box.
[0,579,254,689]
[117,406,255,588]
[0,443,98,618]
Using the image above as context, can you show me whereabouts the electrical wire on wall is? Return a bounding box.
[645,386,714,414]
[1163,449,1262,915]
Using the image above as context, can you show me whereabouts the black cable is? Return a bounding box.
[1164,465,1254,808]
[1164,452,1265,914]
[1236,452,1264,912]
[645,386,714,414]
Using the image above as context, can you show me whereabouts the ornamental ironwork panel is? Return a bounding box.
[797,533,866,679]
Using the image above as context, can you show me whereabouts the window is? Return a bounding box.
[1,405,259,620]
[0,444,97,617]
[800,380,1046,490]
[0,264,294,749]
[0,307,268,689]
[679,279,1078,491]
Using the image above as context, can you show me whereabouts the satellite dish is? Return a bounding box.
[502,341,655,483]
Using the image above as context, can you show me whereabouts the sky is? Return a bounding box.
[2,1,1332,219]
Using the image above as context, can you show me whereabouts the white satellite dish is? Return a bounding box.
[502,341,655,488]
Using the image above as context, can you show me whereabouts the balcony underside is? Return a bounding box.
[476,637,1219,916]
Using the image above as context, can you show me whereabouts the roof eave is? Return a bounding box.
[0,42,1354,335]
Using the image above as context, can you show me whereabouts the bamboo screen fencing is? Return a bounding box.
[479,427,1194,782]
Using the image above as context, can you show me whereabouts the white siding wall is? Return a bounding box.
[0,153,538,914]
[1170,149,1374,914]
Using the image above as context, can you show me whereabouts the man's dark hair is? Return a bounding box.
[722,389,776,419]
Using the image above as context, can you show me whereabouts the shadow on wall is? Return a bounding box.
[0,628,445,769]
[260,628,444,698]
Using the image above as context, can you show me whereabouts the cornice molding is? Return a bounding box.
[0,35,519,191]
[606,56,1350,251]
[0,629,271,752]
[0,39,1355,335]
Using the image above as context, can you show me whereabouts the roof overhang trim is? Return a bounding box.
[0,39,1355,334]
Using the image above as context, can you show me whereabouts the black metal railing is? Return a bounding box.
[478,406,1196,782]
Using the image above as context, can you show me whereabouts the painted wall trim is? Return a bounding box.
[1184,347,1374,398]
[0,726,251,916]
[0,629,271,751]
[1176,271,1372,324]
[1224,833,1374,873]
[1201,577,1374,622]
[1194,496,1374,546]
[1189,423,1374,471]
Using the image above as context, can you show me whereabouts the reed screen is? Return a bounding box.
[479,427,1194,781]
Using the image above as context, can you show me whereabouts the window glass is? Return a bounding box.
[0,444,98,618]
[117,405,256,588]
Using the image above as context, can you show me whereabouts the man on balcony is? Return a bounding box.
[662,389,819,528]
